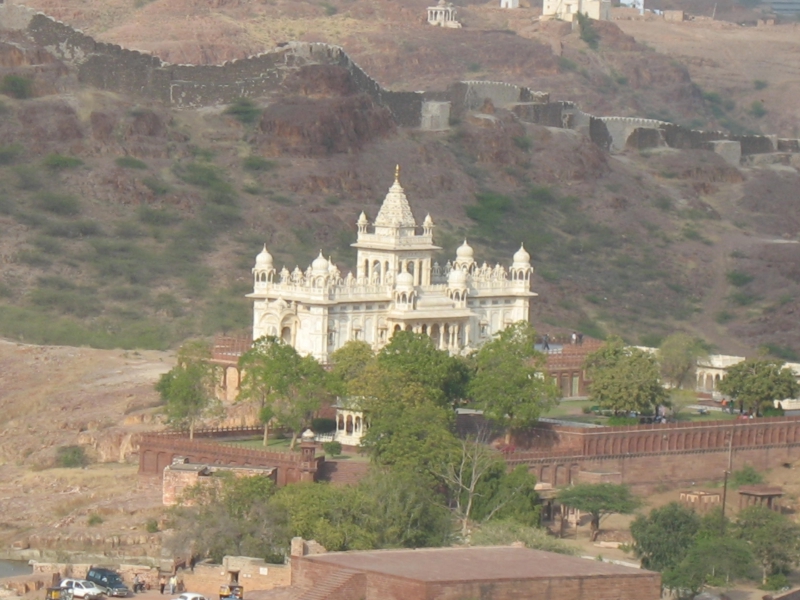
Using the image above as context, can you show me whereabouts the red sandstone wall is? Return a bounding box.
[139,429,321,486]
[426,575,660,600]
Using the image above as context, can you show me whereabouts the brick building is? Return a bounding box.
[282,546,660,600]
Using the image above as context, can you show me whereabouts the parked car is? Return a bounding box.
[175,593,208,600]
[86,568,130,598]
[59,579,104,600]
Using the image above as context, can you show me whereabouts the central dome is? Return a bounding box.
[311,251,329,273]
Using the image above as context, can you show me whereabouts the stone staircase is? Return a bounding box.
[293,569,364,600]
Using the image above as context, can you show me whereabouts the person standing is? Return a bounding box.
[169,575,177,595]
[159,575,166,595]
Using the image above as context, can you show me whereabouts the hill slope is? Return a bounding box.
[1,1,799,358]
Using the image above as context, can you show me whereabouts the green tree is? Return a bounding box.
[470,464,540,527]
[156,340,218,439]
[377,331,470,405]
[735,505,800,584]
[237,336,330,449]
[585,337,668,415]
[167,474,288,563]
[658,333,708,389]
[270,472,451,551]
[348,358,459,476]
[328,340,375,395]
[718,357,800,416]
[630,502,700,573]
[666,536,754,594]
[557,483,641,541]
[468,322,560,438]
[359,394,458,476]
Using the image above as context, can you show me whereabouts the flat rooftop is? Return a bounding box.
[303,546,652,582]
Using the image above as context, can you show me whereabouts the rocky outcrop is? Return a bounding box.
[255,94,395,157]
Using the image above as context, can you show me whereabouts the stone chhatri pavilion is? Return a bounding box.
[248,167,535,364]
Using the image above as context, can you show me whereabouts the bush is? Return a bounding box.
[137,206,180,226]
[312,418,336,433]
[32,192,81,216]
[242,156,277,172]
[607,416,639,426]
[731,465,763,488]
[44,220,101,238]
[115,156,148,169]
[142,176,170,195]
[558,57,578,72]
[55,445,88,468]
[87,513,103,526]
[761,573,789,591]
[715,311,734,324]
[224,98,262,124]
[1,75,33,99]
[749,101,767,118]
[576,12,599,49]
[754,79,768,90]
[43,154,83,170]
[726,270,754,287]
[323,441,343,457]
[0,144,22,165]
[145,518,159,533]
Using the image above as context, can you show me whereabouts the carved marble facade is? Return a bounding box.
[248,167,535,364]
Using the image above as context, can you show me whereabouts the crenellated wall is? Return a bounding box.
[2,2,797,159]
[508,416,800,491]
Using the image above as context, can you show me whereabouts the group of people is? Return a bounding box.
[155,575,179,595]
[539,331,583,351]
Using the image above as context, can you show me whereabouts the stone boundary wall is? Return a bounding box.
[137,429,321,486]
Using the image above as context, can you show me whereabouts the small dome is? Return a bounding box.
[456,239,474,260]
[312,251,329,273]
[357,211,369,225]
[513,243,531,265]
[448,268,467,286]
[396,270,414,288]
[423,213,434,227]
[255,244,273,268]
[301,429,316,443]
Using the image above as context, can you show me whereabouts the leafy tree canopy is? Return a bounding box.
[470,520,576,555]
[377,331,470,405]
[718,357,800,416]
[658,333,708,389]
[468,322,560,432]
[585,336,668,415]
[665,536,754,596]
[328,340,376,395]
[156,340,218,439]
[237,336,331,448]
[557,483,641,541]
[735,505,800,584]
[630,502,700,572]
[166,473,287,563]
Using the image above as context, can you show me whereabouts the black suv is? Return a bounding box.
[86,568,130,597]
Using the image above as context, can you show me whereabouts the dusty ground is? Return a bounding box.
[0,339,172,551]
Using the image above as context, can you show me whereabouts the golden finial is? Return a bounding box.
[394,164,401,183]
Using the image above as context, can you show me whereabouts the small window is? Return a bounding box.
[366,304,374,310]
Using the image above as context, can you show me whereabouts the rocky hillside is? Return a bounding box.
[0,0,799,359]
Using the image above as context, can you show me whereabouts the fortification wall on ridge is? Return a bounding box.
[3,2,797,154]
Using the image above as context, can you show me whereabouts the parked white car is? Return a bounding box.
[60,579,105,600]
[174,593,208,600]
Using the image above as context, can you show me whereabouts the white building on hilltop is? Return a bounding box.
[427,0,462,28]
[248,167,535,363]
[542,0,610,21]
